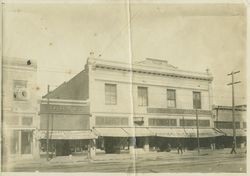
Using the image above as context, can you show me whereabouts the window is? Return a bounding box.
[180,119,210,127]
[214,121,240,129]
[22,117,33,126]
[148,118,177,126]
[243,122,246,128]
[13,80,28,101]
[105,84,117,105]
[193,92,201,109]
[138,87,148,106]
[96,116,128,126]
[167,89,176,108]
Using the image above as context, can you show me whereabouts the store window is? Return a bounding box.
[138,87,148,106]
[167,89,176,108]
[13,80,28,101]
[193,91,201,109]
[105,84,117,105]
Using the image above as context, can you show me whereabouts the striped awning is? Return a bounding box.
[38,130,97,140]
[149,127,224,138]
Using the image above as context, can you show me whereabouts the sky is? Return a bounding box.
[3,1,247,106]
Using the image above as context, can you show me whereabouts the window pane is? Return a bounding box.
[138,87,148,106]
[105,84,117,105]
[148,118,177,126]
[193,92,201,109]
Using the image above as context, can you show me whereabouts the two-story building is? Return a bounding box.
[40,56,223,156]
[2,58,40,163]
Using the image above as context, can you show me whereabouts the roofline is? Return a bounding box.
[88,57,213,81]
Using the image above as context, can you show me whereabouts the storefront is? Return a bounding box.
[39,99,95,157]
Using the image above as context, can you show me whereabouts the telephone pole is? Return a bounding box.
[227,71,240,151]
[196,108,200,155]
[46,85,50,161]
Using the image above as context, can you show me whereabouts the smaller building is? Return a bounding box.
[2,58,39,163]
[213,105,247,148]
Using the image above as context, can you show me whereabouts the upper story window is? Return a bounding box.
[13,80,28,101]
[105,83,117,105]
[193,91,201,109]
[138,87,148,106]
[167,89,176,108]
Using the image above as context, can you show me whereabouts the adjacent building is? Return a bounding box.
[213,105,247,148]
[39,56,223,156]
[2,58,39,162]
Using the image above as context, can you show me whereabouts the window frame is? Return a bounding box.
[138,86,148,107]
[193,91,201,109]
[105,83,117,105]
[167,89,176,108]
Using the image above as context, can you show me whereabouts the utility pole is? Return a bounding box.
[46,85,50,161]
[196,108,200,155]
[227,71,240,152]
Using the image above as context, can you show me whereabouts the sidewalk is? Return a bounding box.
[3,148,246,170]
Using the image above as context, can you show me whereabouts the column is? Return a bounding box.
[33,129,40,159]
[90,139,96,158]
[144,137,149,152]
[129,137,135,154]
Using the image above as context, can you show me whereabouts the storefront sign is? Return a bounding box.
[40,104,89,115]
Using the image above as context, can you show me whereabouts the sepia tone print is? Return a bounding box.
[1,1,247,173]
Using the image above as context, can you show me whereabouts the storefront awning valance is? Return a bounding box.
[93,127,130,137]
[93,127,154,137]
[149,127,224,138]
[123,127,154,137]
[38,130,97,140]
[219,129,246,137]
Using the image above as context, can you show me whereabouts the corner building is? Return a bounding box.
[41,57,223,155]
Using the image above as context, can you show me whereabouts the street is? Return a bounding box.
[4,148,246,173]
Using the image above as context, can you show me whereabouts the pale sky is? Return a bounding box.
[3,1,247,106]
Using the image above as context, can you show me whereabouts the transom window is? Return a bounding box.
[149,118,177,126]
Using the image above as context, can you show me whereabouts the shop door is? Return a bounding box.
[21,131,33,154]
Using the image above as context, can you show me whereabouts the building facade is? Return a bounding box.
[213,105,247,148]
[40,56,223,156]
[2,58,39,162]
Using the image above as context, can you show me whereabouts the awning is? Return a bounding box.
[149,127,224,138]
[38,130,97,140]
[123,127,154,137]
[219,129,246,137]
[93,127,130,137]
[93,127,154,137]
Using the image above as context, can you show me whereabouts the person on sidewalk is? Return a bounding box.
[177,142,183,154]
[230,141,237,154]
